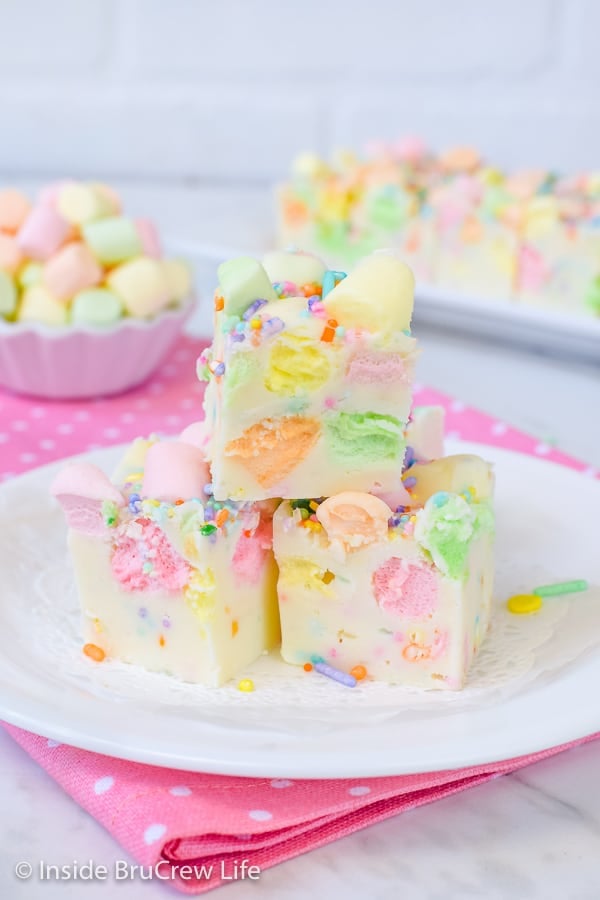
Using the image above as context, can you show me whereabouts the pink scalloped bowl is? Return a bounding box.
[0,299,194,400]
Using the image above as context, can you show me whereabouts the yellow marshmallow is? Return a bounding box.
[162,259,192,302]
[107,257,170,317]
[19,285,68,326]
[57,183,116,226]
[323,251,414,333]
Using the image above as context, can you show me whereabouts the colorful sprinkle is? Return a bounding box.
[303,662,313,672]
[159,635,166,647]
[200,523,217,536]
[83,643,105,662]
[238,678,255,692]
[350,665,367,681]
[532,579,588,597]
[215,508,229,527]
[507,593,543,615]
[322,570,335,584]
[231,619,239,637]
[214,294,224,311]
[314,661,357,688]
[242,298,267,320]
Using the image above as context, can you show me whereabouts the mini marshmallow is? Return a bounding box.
[17,261,42,289]
[107,257,170,317]
[262,249,326,286]
[51,462,125,537]
[19,285,68,326]
[162,259,192,302]
[135,219,162,258]
[90,183,122,215]
[0,188,31,233]
[43,242,103,301]
[403,454,494,506]
[142,441,211,502]
[71,288,123,327]
[82,216,143,265]
[57,183,116,226]
[217,257,277,316]
[0,233,23,274]
[179,421,210,451]
[17,204,70,261]
[0,271,17,317]
[323,251,415,333]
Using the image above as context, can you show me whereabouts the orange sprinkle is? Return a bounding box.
[215,508,229,527]
[231,619,239,637]
[243,529,252,538]
[320,325,336,342]
[214,294,225,311]
[322,570,335,584]
[174,498,185,506]
[159,635,166,647]
[327,318,338,327]
[350,665,367,681]
[302,281,322,297]
[83,643,105,663]
[303,662,313,672]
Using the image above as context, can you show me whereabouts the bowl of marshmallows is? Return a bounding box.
[0,182,194,399]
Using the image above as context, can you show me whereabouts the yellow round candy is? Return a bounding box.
[237,678,255,692]
[507,593,543,615]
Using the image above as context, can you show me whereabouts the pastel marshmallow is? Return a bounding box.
[403,454,494,506]
[262,250,326,287]
[71,288,123,327]
[17,261,43,289]
[19,285,68,326]
[0,189,31,233]
[43,242,103,301]
[179,421,211,452]
[323,251,415,333]
[135,219,162,258]
[107,257,170,317]
[0,271,17,317]
[0,233,24,274]
[162,259,192,302]
[51,462,125,537]
[57,183,117,226]
[17,204,70,261]
[82,216,143,265]
[142,441,211,502]
[216,257,278,316]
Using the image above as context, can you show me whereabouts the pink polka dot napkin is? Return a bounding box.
[1,335,598,893]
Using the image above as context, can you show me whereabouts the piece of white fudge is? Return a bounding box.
[51,432,279,685]
[273,454,494,690]
[201,249,418,501]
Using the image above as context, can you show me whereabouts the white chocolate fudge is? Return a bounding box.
[51,433,279,685]
[201,250,418,501]
[273,454,494,690]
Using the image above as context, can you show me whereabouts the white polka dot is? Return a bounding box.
[46,739,61,748]
[270,779,293,789]
[30,407,46,419]
[169,786,192,796]
[535,443,551,456]
[491,421,507,436]
[11,420,28,432]
[74,410,90,422]
[165,415,181,426]
[450,400,465,413]
[94,776,115,795]
[248,809,272,822]
[144,823,167,845]
[103,427,121,439]
[0,433,8,444]
[179,398,195,410]
[19,452,37,464]
[135,398,150,410]
[120,413,136,424]
[39,439,56,450]
[56,423,73,435]
[348,785,371,796]
[149,383,165,395]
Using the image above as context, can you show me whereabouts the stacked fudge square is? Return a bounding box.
[53,249,495,690]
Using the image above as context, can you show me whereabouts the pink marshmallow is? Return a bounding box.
[179,421,210,451]
[142,441,210,502]
[43,242,103,301]
[0,188,31,233]
[0,233,24,274]
[17,204,70,261]
[347,351,410,384]
[38,180,76,207]
[394,136,427,163]
[135,218,162,258]
[373,484,412,510]
[51,462,125,536]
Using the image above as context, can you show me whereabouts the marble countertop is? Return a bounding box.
[1,182,599,899]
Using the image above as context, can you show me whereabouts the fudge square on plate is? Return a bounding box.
[51,433,280,686]
[273,454,495,690]
[201,249,418,501]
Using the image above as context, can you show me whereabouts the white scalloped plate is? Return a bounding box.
[0,440,598,777]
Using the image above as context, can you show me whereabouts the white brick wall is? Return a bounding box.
[0,0,597,181]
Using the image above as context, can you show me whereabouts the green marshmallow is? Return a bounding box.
[325,411,403,463]
[217,257,277,316]
[72,288,123,327]
[0,270,17,317]
[17,261,43,290]
[83,217,143,265]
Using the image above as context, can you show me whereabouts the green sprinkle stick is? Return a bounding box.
[532,580,588,597]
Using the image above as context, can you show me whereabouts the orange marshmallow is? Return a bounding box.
[0,189,31,233]
[0,233,24,274]
[43,242,103,302]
